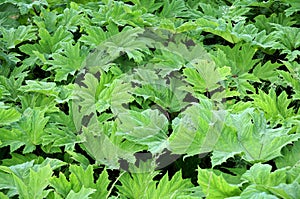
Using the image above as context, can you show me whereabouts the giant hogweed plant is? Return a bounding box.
[0,0,299,198]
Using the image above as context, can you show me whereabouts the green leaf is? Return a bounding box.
[184,59,231,93]
[0,108,49,153]
[278,61,300,100]
[275,140,300,168]
[69,165,96,192]
[253,61,281,82]
[117,162,159,199]
[80,125,137,169]
[33,7,58,33]
[93,169,110,199]
[160,0,187,18]
[66,151,90,169]
[50,173,72,198]
[271,24,300,61]
[212,109,300,166]
[12,174,29,199]
[0,171,16,197]
[254,13,296,34]
[0,107,21,125]
[149,170,194,198]
[0,25,37,49]
[251,89,294,126]
[19,26,72,54]
[169,98,226,158]
[196,18,240,44]
[13,164,53,199]
[19,80,60,97]
[58,8,83,32]
[1,153,39,167]
[134,0,162,13]
[27,165,53,198]
[47,42,87,81]
[240,185,279,199]
[231,22,258,43]
[0,192,9,199]
[19,27,73,67]
[240,163,292,199]
[132,73,189,112]
[96,78,134,114]
[50,165,110,199]
[6,0,48,15]
[107,28,154,63]
[117,109,169,154]
[37,158,67,171]
[212,43,259,76]
[269,182,300,199]
[284,0,300,16]
[0,159,65,198]
[0,69,27,101]
[65,187,95,199]
[242,163,286,187]
[43,125,81,151]
[79,25,107,47]
[19,93,59,114]
[231,73,260,97]
[197,168,241,199]
[251,30,280,50]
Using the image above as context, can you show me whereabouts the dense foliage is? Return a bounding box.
[0,0,299,198]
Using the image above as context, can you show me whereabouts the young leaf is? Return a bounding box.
[50,165,110,199]
[254,13,296,34]
[50,173,72,198]
[33,7,58,33]
[240,163,290,199]
[98,28,154,63]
